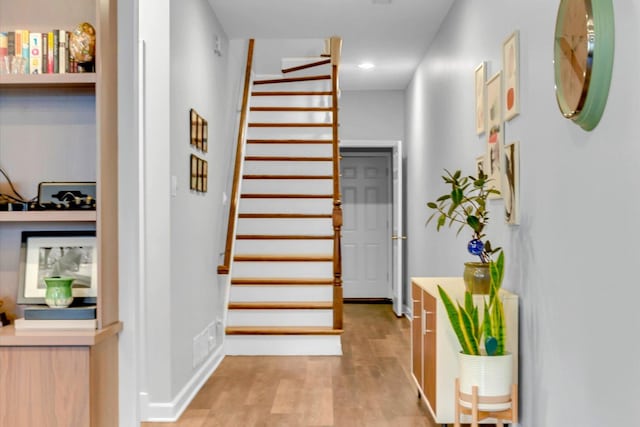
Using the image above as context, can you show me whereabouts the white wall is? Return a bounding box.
[405,1,640,426]
[340,90,404,141]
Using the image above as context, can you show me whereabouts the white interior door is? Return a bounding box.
[340,153,391,299]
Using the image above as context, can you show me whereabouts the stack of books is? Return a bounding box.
[14,305,97,330]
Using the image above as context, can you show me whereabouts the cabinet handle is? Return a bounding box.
[424,310,434,333]
[422,309,426,335]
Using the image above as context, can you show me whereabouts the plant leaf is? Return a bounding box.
[437,286,477,355]
[437,214,446,230]
[467,215,480,232]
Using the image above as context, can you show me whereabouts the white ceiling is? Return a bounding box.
[208,0,454,91]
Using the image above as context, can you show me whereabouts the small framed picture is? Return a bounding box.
[503,31,520,121]
[475,155,486,178]
[474,62,487,135]
[196,157,204,192]
[486,71,503,199]
[196,116,204,151]
[190,109,198,147]
[190,154,198,190]
[503,141,520,225]
[202,159,208,192]
[17,230,98,305]
[202,120,208,153]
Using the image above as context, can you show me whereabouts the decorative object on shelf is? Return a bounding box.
[426,169,501,293]
[43,276,75,308]
[486,72,503,198]
[69,22,96,72]
[189,108,209,152]
[503,142,519,225]
[438,253,516,421]
[17,230,97,305]
[0,299,8,327]
[474,61,487,135]
[553,0,614,131]
[502,31,520,121]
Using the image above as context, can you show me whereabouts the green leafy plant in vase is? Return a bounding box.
[426,169,501,293]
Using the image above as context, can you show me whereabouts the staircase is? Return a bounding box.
[220,38,343,355]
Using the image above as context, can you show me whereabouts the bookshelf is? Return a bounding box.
[0,0,120,425]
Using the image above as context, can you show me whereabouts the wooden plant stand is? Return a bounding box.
[454,378,518,427]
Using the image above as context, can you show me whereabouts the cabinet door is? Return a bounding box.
[411,282,423,389]
[423,290,437,411]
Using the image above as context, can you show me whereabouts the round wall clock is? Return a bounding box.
[553,0,614,131]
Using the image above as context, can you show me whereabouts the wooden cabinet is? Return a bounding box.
[0,0,120,425]
[410,277,518,425]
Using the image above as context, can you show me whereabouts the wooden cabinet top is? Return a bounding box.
[411,277,518,301]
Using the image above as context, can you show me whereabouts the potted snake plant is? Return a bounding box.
[438,251,513,410]
[427,169,501,294]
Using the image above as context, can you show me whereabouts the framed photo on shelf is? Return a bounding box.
[503,141,520,225]
[17,230,98,305]
[503,30,520,121]
[474,61,488,135]
[486,71,503,199]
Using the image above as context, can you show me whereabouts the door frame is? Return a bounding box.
[340,139,404,316]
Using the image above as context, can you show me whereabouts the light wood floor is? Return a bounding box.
[142,304,437,427]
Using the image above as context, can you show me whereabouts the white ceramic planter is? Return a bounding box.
[459,352,513,411]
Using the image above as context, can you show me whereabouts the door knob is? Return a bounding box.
[391,235,407,240]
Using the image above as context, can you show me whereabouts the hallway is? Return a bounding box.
[143,304,435,426]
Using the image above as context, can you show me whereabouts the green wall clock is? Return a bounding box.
[553,0,614,131]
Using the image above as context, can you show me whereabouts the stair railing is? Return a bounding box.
[330,36,343,329]
[218,39,255,275]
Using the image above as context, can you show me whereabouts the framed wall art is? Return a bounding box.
[17,230,98,305]
[486,71,503,199]
[503,141,520,225]
[503,30,520,121]
[475,61,487,135]
[190,109,198,147]
[189,109,209,153]
[475,154,486,178]
[190,154,198,190]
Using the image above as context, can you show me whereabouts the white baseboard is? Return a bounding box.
[141,346,225,422]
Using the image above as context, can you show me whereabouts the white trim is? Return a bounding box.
[142,347,225,422]
[225,335,342,356]
[340,139,405,316]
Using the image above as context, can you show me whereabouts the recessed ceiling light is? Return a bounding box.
[358,62,375,70]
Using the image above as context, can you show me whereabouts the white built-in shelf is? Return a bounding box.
[0,211,96,222]
[0,73,96,88]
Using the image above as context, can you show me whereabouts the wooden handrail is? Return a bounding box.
[330,36,343,329]
[218,39,255,275]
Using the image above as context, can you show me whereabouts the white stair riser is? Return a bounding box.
[245,143,332,157]
[246,127,332,140]
[224,335,342,356]
[250,94,331,109]
[248,110,331,124]
[232,261,332,278]
[243,161,332,175]
[236,218,332,235]
[253,79,331,92]
[238,197,333,214]
[234,239,333,254]
[227,309,333,327]
[241,179,333,194]
[229,285,334,302]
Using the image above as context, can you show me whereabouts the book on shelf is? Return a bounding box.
[47,30,54,74]
[14,317,97,330]
[29,32,42,74]
[0,33,7,58]
[7,31,15,57]
[23,305,96,320]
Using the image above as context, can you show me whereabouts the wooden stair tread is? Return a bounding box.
[240,193,332,199]
[245,156,332,161]
[238,213,331,219]
[234,254,333,262]
[253,74,330,85]
[231,278,333,285]
[282,59,331,74]
[226,326,342,335]
[243,174,332,180]
[251,91,332,96]
[250,106,332,112]
[248,122,332,128]
[228,301,333,310]
[236,233,333,239]
[246,139,332,144]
